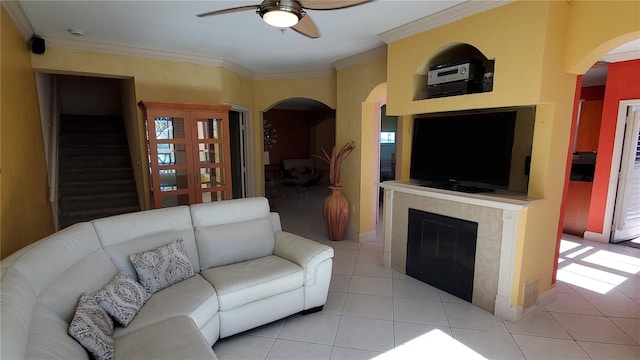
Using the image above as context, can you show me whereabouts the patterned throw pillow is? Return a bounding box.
[68,293,114,360]
[94,271,151,327]
[129,238,195,294]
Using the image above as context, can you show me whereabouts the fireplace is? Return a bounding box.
[380,180,538,320]
[407,209,478,302]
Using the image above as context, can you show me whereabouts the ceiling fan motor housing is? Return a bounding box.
[259,0,305,21]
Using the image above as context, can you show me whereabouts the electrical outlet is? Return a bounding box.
[351,204,356,214]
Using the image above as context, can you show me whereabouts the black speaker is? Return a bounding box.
[29,35,45,55]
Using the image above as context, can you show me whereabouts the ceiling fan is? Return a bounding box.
[197,0,371,39]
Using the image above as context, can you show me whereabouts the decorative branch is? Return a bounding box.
[313,141,356,185]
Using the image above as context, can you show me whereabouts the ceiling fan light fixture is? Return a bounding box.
[263,10,299,27]
[259,0,302,28]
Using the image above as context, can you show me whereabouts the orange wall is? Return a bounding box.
[587,59,640,233]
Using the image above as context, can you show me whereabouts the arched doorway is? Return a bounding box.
[261,98,335,209]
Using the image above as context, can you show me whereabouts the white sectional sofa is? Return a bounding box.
[1,197,334,359]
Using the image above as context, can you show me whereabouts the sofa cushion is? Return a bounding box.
[9,223,118,322]
[201,255,303,311]
[11,222,103,297]
[38,249,119,323]
[190,197,270,228]
[1,268,38,360]
[68,294,114,360]
[93,206,200,277]
[195,217,276,269]
[115,316,217,360]
[130,239,195,294]
[95,272,151,326]
[26,305,89,359]
[113,274,218,339]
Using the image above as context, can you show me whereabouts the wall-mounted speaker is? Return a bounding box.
[29,35,45,55]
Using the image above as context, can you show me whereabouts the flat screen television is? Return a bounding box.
[410,110,517,193]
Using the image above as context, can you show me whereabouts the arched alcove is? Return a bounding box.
[413,43,495,100]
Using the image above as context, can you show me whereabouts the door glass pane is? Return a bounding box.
[197,143,223,164]
[161,194,190,207]
[157,144,187,166]
[159,169,188,191]
[155,116,185,140]
[199,167,225,188]
[202,191,224,203]
[196,118,222,140]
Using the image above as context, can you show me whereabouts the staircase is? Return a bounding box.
[58,115,140,228]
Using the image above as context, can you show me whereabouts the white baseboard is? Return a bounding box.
[584,231,609,243]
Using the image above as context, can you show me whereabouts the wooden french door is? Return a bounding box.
[140,102,232,208]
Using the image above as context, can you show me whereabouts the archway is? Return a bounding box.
[555,35,640,280]
[261,97,335,208]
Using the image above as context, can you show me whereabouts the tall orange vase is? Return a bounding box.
[324,185,349,241]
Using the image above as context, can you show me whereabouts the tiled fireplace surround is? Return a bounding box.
[381,181,539,322]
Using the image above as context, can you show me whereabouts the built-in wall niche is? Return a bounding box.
[413,43,495,100]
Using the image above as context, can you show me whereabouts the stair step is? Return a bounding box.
[59,155,131,169]
[59,115,126,135]
[59,144,129,157]
[59,134,127,146]
[59,192,139,212]
[59,179,136,197]
[59,167,133,182]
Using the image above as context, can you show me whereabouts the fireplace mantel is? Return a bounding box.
[380,180,543,321]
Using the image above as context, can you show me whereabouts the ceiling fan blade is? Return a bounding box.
[197,5,259,18]
[292,14,320,38]
[298,0,371,10]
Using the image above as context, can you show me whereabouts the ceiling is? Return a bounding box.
[5,1,638,80]
[9,0,491,77]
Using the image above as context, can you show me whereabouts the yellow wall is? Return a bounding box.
[387,1,549,116]
[335,55,387,237]
[565,0,640,74]
[385,0,640,309]
[1,7,55,258]
[386,0,572,307]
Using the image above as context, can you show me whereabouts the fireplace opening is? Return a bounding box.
[407,208,478,302]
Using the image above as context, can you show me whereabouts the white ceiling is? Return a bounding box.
[9,0,488,77]
[6,1,638,79]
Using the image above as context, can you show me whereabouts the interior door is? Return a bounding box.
[191,111,233,203]
[147,109,193,208]
[612,106,640,242]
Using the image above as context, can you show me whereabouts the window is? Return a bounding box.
[380,131,396,144]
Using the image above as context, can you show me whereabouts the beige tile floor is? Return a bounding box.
[213,186,640,359]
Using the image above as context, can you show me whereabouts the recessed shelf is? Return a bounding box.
[413,43,495,100]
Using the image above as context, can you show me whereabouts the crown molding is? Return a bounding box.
[254,69,335,80]
[601,50,640,64]
[43,36,255,79]
[379,0,514,44]
[332,45,387,70]
[2,0,34,40]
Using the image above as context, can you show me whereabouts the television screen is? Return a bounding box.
[410,110,517,192]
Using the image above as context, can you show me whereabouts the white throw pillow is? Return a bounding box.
[129,238,195,294]
[68,293,114,360]
[94,271,151,326]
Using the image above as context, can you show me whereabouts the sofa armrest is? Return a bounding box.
[273,232,333,287]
